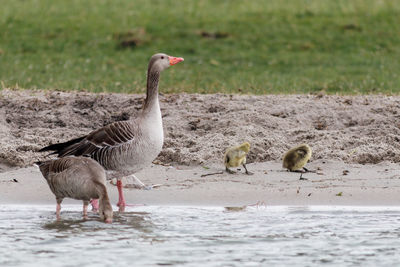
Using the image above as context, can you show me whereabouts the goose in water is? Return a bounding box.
[39,53,184,210]
[282,144,312,180]
[36,157,113,223]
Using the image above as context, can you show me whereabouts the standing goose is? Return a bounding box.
[36,157,113,223]
[39,53,184,209]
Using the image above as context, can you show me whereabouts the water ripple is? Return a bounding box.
[1,205,400,266]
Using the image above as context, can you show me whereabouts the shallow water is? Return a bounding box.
[1,205,400,266]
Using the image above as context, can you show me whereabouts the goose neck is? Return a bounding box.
[143,69,161,113]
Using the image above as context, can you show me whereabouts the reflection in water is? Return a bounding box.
[1,205,400,266]
[43,211,154,233]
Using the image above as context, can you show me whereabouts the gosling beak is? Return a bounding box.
[169,56,184,66]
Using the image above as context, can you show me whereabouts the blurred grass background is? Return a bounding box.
[0,0,399,94]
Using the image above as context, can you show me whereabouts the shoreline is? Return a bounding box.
[1,160,399,207]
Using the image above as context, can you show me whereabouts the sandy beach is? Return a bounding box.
[1,160,400,206]
[1,89,400,206]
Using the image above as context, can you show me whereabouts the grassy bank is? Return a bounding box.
[0,0,400,94]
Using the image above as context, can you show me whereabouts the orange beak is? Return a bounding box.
[169,56,184,66]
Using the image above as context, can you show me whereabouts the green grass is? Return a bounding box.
[1,0,400,94]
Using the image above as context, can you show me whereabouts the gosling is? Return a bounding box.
[282,144,312,180]
[224,142,253,175]
[36,157,113,223]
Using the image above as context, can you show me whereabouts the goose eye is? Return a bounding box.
[161,56,164,59]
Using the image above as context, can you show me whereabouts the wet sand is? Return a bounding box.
[1,160,399,206]
[0,89,400,206]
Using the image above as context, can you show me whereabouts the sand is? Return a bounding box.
[1,89,400,206]
[1,160,400,206]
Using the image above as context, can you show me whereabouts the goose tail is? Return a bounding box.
[38,136,86,155]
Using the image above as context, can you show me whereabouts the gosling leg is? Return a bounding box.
[243,164,253,175]
[299,172,308,181]
[226,167,236,174]
[290,169,308,180]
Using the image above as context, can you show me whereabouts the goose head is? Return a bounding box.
[148,53,184,72]
[100,206,113,224]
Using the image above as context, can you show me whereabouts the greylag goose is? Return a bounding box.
[282,144,312,180]
[36,157,113,223]
[39,53,184,210]
[224,142,253,175]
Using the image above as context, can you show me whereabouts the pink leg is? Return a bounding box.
[116,180,126,212]
[90,199,99,212]
[116,179,144,211]
[56,203,61,221]
[83,202,89,219]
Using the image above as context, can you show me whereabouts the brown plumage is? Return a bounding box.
[38,53,184,210]
[282,144,312,180]
[37,157,113,223]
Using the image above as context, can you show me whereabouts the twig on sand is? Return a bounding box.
[201,171,224,177]
[152,160,171,167]
[0,179,19,183]
[224,201,266,212]
[248,201,266,208]
[225,206,246,212]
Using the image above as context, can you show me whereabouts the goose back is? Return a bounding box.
[38,157,108,201]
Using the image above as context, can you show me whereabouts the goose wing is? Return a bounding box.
[58,120,137,157]
[37,157,77,178]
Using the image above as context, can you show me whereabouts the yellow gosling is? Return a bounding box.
[224,142,253,175]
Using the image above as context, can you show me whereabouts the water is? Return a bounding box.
[1,205,400,266]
